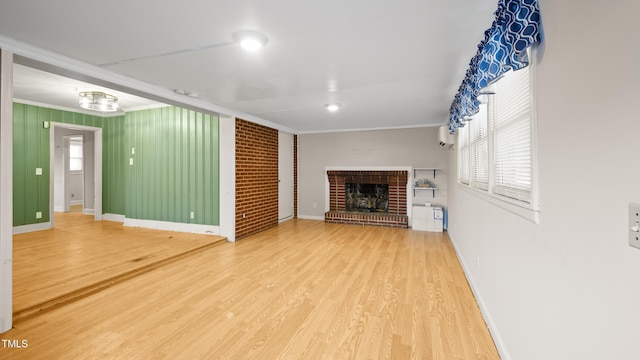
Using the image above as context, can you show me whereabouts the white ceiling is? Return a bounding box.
[0,0,496,133]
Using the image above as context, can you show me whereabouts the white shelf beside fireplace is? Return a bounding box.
[413,168,438,197]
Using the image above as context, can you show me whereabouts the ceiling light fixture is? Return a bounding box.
[78,91,119,112]
[326,103,341,112]
[232,30,268,51]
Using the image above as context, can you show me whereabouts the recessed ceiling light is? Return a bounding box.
[232,30,268,51]
[326,103,341,112]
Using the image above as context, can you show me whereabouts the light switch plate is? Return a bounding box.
[629,203,640,250]
[35,168,42,175]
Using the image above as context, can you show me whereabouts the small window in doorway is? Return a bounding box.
[69,138,83,171]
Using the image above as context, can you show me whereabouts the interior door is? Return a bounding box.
[278,131,294,222]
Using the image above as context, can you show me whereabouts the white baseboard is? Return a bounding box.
[11,216,220,237]
[82,208,95,215]
[54,205,64,212]
[297,215,325,221]
[70,200,83,205]
[278,215,294,223]
[103,213,125,223]
[124,218,220,236]
[448,233,511,360]
[13,222,52,234]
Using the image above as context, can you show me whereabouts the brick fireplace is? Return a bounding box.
[325,170,408,228]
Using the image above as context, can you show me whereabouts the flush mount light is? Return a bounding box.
[232,30,268,51]
[78,91,119,112]
[325,103,342,112]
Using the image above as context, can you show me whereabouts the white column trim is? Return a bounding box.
[219,116,236,242]
[0,49,14,333]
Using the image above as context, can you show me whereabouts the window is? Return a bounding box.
[470,103,488,190]
[458,124,470,185]
[492,67,532,202]
[457,56,538,221]
[69,138,83,171]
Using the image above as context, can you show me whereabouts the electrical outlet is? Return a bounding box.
[190,211,195,219]
[131,147,135,155]
[629,203,640,250]
[35,212,42,219]
[35,168,42,175]
[129,158,134,166]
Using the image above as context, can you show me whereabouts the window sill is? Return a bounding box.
[458,183,540,224]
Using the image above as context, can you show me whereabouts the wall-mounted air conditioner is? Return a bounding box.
[438,126,454,148]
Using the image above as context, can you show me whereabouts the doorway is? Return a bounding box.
[278,131,294,222]
[50,123,102,225]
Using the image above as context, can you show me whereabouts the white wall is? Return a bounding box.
[219,116,236,242]
[0,49,14,333]
[447,1,640,359]
[69,172,83,204]
[298,127,449,219]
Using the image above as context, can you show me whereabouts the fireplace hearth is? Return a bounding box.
[325,170,408,228]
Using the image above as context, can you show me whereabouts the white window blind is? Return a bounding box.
[69,140,83,171]
[457,125,470,185]
[470,103,488,190]
[491,66,532,203]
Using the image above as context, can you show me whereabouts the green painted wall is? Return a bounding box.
[125,107,219,225]
[102,116,127,215]
[13,104,52,225]
[13,103,219,227]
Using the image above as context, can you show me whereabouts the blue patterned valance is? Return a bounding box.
[448,0,541,133]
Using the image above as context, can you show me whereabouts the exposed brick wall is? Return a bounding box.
[325,170,408,228]
[328,173,346,211]
[294,135,298,218]
[388,174,408,215]
[235,119,279,239]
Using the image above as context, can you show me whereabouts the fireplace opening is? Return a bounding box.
[346,183,389,213]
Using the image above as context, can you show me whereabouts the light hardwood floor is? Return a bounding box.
[1,218,499,359]
[12,212,225,321]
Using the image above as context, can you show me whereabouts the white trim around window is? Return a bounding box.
[456,48,540,224]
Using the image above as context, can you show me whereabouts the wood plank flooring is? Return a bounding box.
[1,218,499,359]
[12,211,225,321]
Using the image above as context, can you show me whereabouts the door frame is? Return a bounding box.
[50,122,102,225]
[278,131,294,223]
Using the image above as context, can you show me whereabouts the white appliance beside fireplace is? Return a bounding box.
[412,204,443,232]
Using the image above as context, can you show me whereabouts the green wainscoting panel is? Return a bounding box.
[13,103,219,227]
[13,104,51,225]
[102,116,127,215]
[125,107,219,226]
